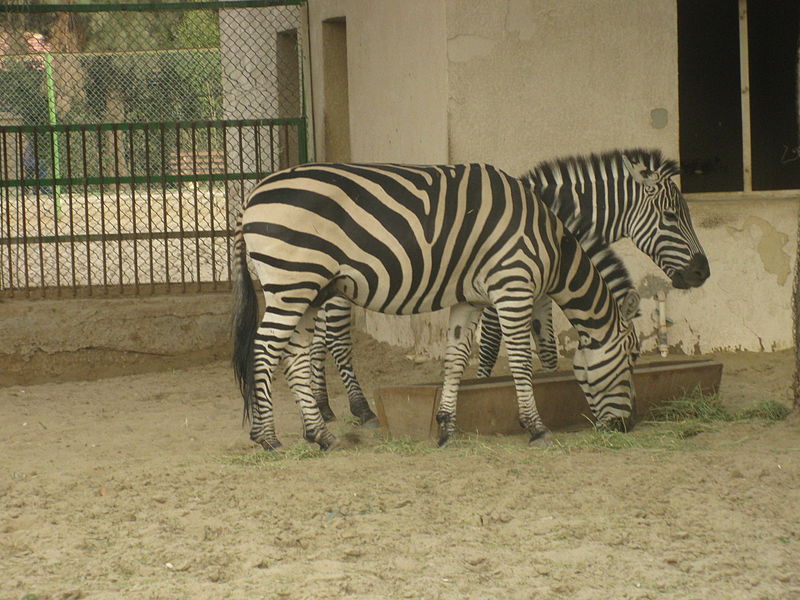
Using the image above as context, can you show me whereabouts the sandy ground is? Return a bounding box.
[1,330,798,600]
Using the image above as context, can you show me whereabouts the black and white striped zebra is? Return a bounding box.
[232,162,640,450]
[311,149,708,422]
[477,148,708,376]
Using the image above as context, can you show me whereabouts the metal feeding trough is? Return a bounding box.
[375,359,723,440]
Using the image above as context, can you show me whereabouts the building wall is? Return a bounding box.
[445,0,679,171]
[304,0,798,357]
[306,0,449,164]
[306,0,450,344]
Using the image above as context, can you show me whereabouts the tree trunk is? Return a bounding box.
[795,212,800,408]
[795,34,800,409]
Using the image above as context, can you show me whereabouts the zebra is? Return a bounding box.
[477,148,709,376]
[232,162,640,451]
[310,149,709,422]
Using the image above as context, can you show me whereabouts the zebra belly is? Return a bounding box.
[330,265,493,316]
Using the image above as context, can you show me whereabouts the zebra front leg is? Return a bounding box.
[310,308,337,422]
[324,297,378,426]
[492,295,551,445]
[436,304,483,447]
[476,307,502,378]
[531,297,558,371]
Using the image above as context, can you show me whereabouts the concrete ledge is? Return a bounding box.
[0,293,231,386]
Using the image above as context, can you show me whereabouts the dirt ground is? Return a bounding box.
[1,325,798,600]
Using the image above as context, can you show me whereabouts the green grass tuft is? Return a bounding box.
[736,401,792,422]
[549,424,687,452]
[648,387,732,423]
[373,436,435,456]
[220,443,324,466]
[648,388,792,425]
[218,393,793,467]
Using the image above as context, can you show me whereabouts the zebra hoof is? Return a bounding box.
[528,428,553,447]
[359,413,380,429]
[435,411,456,447]
[317,435,340,451]
[325,437,341,451]
[307,428,339,451]
[257,438,283,452]
[597,416,634,433]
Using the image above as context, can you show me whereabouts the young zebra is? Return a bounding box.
[232,162,640,451]
[311,149,708,423]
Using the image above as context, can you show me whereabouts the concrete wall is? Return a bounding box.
[445,0,679,171]
[303,0,798,357]
[307,0,449,164]
[0,294,231,386]
[307,0,450,347]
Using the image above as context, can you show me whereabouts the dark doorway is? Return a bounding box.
[322,17,350,162]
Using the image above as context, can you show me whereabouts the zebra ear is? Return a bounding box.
[622,155,660,188]
[619,289,641,322]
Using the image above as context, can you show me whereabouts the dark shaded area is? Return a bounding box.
[678,0,743,193]
[748,0,800,191]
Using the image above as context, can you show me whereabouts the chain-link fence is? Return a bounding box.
[0,0,307,297]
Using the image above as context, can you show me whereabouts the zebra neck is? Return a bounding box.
[546,234,621,345]
[533,165,636,244]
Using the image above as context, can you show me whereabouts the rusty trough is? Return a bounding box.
[375,359,723,440]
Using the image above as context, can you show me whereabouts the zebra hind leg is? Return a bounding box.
[436,304,483,447]
[476,307,502,378]
[531,297,558,371]
[310,308,337,422]
[492,294,551,445]
[324,298,378,426]
[248,310,292,451]
[283,307,339,450]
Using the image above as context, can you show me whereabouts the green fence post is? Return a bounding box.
[298,117,308,164]
[44,51,61,213]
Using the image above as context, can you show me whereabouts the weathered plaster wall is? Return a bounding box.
[306,0,449,164]
[574,198,798,356]
[445,0,680,172]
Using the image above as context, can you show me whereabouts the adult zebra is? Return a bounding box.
[232,162,640,450]
[311,149,708,423]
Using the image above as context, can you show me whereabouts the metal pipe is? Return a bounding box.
[657,290,668,357]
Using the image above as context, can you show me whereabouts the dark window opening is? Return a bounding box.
[678,0,743,193]
[748,0,800,191]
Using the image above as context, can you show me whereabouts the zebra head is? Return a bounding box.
[621,151,710,289]
[571,238,642,432]
[573,302,640,432]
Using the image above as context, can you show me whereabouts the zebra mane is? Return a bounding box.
[525,148,681,184]
[562,214,640,320]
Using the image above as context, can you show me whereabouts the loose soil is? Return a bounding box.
[1,328,798,600]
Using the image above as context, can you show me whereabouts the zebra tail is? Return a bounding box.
[231,210,258,424]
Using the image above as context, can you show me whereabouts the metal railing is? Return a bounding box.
[0,1,307,297]
[1,118,305,296]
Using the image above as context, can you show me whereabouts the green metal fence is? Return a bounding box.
[0,1,308,297]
